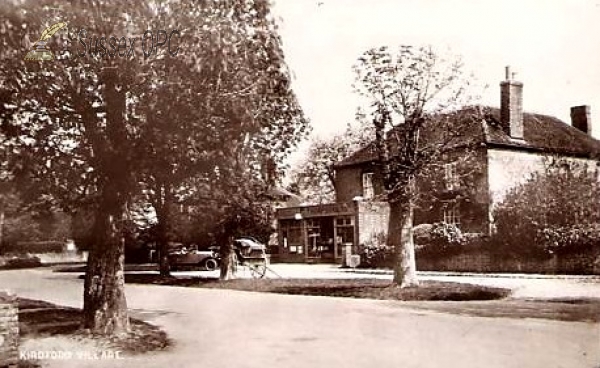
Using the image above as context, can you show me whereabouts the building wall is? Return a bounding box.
[487,148,598,206]
[414,148,490,233]
[334,166,362,203]
[334,148,597,238]
[461,148,491,233]
[336,148,492,234]
[357,201,389,245]
[487,148,545,205]
[335,164,385,203]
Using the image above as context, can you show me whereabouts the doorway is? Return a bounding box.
[306,217,335,260]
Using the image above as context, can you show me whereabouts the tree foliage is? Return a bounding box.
[494,160,600,257]
[0,190,43,249]
[130,0,308,276]
[0,0,308,334]
[292,111,373,204]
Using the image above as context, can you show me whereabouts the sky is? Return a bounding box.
[271,0,600,159]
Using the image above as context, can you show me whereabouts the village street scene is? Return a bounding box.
[0,0,599,367]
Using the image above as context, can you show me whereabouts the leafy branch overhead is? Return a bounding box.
[0,0,308,334]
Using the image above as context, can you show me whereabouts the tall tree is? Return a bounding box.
[0,0,153,335]
[0,0,307,334]
[353,45,481,287]
[134,0,308,277]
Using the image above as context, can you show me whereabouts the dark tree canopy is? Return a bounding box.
[0,0,308,334]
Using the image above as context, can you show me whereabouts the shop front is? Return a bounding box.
[275,202,357,264]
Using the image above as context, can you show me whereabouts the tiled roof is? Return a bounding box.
[333,142,379,167]
[482,107,600,158]
[335,106,600,168]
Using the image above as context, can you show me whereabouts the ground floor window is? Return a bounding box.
[280,220,303,254]
[442,202,461,228]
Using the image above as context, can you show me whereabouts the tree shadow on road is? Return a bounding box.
[14,297,172,354]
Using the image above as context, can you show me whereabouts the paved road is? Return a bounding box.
[2,268,600,368]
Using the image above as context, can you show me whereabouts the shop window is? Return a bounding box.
[286,228,302,246]
[335,217,354,226]
[281,220,302,254]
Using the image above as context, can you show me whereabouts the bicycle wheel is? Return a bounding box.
[250,261,267,279]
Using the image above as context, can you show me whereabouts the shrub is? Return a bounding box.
[356,232,394,268]
[493,161,600,258]
[430,222,465,248]
[4,241,66,255]
[413,223,433,247]
[541,223,600,254]
[416,222,465,257]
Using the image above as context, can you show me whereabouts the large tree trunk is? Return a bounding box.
[389,198,419,287]
[82,67,130,336]
[0,210,4,250]
[83,202,130,335]
[155,201,171,277]
[219,239,237,280]
[157,241,171,277]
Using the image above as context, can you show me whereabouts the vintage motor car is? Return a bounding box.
[168,247,219,271]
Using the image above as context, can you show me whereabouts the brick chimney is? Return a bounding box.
[500,66,524,140]
[570,105,592,136]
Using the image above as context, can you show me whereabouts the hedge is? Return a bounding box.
[2,241,66,255]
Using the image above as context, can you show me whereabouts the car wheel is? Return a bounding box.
[204,258,218,271]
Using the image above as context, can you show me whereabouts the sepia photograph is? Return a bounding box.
[0,0,599,367]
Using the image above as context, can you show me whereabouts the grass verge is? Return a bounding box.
[124,274,511,301]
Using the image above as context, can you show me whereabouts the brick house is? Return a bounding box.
[275,68,600,263]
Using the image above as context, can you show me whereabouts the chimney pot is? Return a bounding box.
[570,105,592,136]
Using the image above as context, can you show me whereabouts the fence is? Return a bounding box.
[416,251,600,275]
